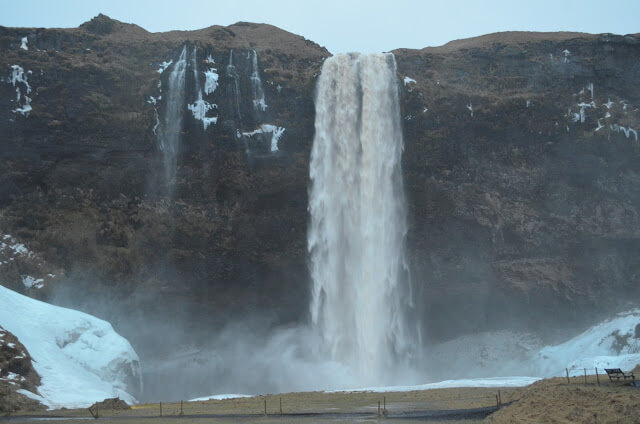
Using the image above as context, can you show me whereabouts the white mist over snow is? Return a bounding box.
[0,285,141,409]
[535,310,640,376]
[308,53,416,386]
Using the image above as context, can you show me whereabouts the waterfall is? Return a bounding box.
[159,45,187,197]
[191,46,200,92]
[308,53,414,384]
[250,50,267,112]
[226,49,242,121]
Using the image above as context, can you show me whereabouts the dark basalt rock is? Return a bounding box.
[0,326,44,412]
[80,14,118,35]
[0,17,639,351]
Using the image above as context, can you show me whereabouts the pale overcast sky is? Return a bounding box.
[1,0,639,53]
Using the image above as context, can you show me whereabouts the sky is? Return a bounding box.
[1,0,639,53]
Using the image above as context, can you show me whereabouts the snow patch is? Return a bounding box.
[189,394,252,402]
[20,37,28,51]
[0,285,141,409]
[205,55,215,64]
[22,275,44,289]
[466,103,473,117]
[328,377,540,394]
[535,310,640,376]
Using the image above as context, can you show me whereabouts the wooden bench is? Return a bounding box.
[604,368,635,385]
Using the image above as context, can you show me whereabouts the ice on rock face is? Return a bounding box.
[10,65,31,93]
[20,37,28,51]
[0,285,141,409]
[610,124,638,141]
[204,68,219,96]
[9,65,32,116]
[13,96,32,115]
[188,93,218,130]
[242,124,285,152]
[403,76,416,86]
[157,60,173,74]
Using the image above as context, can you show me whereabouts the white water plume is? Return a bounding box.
[159,45,187,197]
[250,50,267,112]
[308,53,417,385]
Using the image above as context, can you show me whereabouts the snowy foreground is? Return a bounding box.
[0,285,141,409]
[536,309,640,376]
[189,311,640,401]
[1,281,638,408]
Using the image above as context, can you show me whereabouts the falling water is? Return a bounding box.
[226,49,242,120]
[308,53,414,384]
[191,45,201,92]
[250,50,267,112]
[159,45,187,197]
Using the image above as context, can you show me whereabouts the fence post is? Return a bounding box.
[378,400,381,417]
[496,394,499,409]
[264,398,267,416]
[584,368,587,384]
[180,400,184,416]
[160,402,162,417]
[280,397,282,415]
[498,390,501,406]
[596,368,600,386]
[566,368,570,384]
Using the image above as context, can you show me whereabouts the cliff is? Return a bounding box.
[1,15,639,348]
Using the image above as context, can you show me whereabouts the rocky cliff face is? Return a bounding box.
[0,16,327,347]
[0,326,43,412]
[1,16,639,348]
[394,32,640,340]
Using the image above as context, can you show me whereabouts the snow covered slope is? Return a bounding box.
[535,309,640,376]
[0,285,141,409]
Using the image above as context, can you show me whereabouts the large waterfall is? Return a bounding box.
[308,53,415,384]
[159,46,187,197]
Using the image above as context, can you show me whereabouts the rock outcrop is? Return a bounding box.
[0,326,44,412]
[1,17,639,349]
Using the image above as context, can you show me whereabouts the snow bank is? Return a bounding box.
[329,377,540,393]
[189,394,252,402]
[535,310,640,376]
[0,285,141,409]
